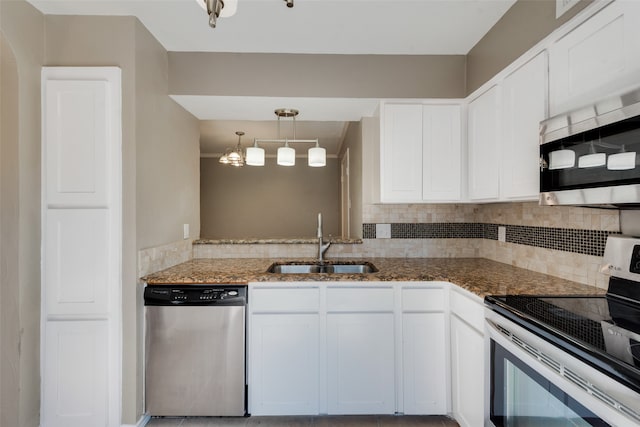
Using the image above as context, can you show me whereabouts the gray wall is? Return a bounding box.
[45,14,201,425]
[0,1,45,425]
[170,52,467,99]
[466,0,594,94]
[201,158,341,239]
[340,122,364,238]
[1,34,20,427]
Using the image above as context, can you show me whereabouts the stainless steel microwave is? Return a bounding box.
[539,87,640,207]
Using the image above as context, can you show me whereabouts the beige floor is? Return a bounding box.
[146,415,459,427]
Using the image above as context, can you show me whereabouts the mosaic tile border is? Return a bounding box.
[362,223,617,257]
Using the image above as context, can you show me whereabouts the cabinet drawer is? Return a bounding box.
[327,287,394,312]
[251,287,320,313]
[402,288,445,312]
[450,288,484,332]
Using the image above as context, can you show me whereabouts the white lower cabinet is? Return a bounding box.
[248,286,320,415]
[250,313,320,415]
[401,286,449,415]
[450,289,486,427]
[42,320,109,427]
[248,282,451,416]
[327,313,395,414]
[402,312,447,414]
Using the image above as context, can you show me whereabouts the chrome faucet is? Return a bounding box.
[317,213,331,263]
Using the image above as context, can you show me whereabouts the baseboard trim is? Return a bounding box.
[121,413,150,427]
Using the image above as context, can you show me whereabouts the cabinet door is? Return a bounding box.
[468,86,500,200]
[41,67,121,427]
[451,315,485,427]
[42,321,109,427]
[249,314,319,415]
[422,105,462,201]
[402,312,448,414]
[549,1,640,115]
[501,52,548,200]
[381,104,423,202]
[327,313,395,414]
[43,79,112,207]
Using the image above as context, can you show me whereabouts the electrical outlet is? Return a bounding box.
[498,226,506,242]
[376,223,391,239]
[183,223,190,240]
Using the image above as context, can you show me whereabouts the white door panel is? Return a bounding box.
[327,313,395,414]
[44,80,111,207]
[44,209,111,316]
[42,321,109,427]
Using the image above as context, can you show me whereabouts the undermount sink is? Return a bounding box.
[267,262,378,274]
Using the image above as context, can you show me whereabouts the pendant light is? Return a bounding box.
[277,140,296,166]
[219,131,245,167]
[251,108,326,167]
[308,141,326,167]
[276,109,298,166]
[246,139,265,166]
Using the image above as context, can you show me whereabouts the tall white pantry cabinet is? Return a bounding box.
[41,67,122,427]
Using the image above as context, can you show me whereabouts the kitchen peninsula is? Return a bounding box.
[142,257,604,297]
[142,256,605,423]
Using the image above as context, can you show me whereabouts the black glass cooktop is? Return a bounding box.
[485,279,640,394]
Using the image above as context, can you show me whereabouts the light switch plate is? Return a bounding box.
[498,226,506,242]
[376,223,391,239]
[183,223,190,240]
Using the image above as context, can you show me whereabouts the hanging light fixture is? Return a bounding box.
[308,141,326,167]
[196,0,238,28]
[251,109,326,167]
[276,109,298,166]
[278,140,296,166]
[219,131,245,167]
[246,138,265,166]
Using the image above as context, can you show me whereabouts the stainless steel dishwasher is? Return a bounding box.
[144,285,247,416]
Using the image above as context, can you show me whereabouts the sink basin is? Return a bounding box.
[268,262,378,274]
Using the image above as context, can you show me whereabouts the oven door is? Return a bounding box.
[485,309,640,427]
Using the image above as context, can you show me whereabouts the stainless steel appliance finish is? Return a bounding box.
[485,236,640,425]
[144,285,247,416]
[539,86,640,207]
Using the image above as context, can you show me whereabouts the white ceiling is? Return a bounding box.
[27,0,516,54]
[27,0,516,155]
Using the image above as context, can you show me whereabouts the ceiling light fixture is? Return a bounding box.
[219,131,245,167]
[196,0,238,28]
[252,109,326,168]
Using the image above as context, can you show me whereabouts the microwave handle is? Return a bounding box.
[540,155,548,171]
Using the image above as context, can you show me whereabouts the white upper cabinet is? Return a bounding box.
[380,102,462,203]
[422,105,462,201]
[381,103,424,202]
[500,51,548,201]
[468,86,500,201]
[549,0,640,115]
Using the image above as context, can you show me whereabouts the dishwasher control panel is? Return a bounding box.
[144,285,246,306]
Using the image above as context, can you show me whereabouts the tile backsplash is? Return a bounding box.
[363,222,614,257]
[361,202,620,288]
[141,202,621,290]
[138,238,193,278]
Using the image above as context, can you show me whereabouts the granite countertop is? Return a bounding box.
[141,257,606,298]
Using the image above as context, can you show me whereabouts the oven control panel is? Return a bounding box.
[603,236,640,281]
[631,245,640,275]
